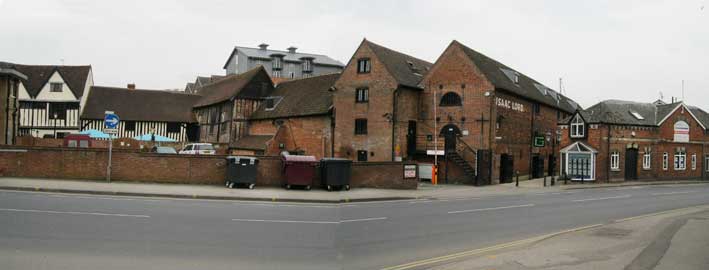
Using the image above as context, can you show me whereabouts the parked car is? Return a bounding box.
[179,143,216,155]
[154,146,177,154]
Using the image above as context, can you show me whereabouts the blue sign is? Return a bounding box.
[104,113,120,129]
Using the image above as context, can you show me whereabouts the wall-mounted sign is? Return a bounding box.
[462,130,469,136]
[674,121,689,142]
[426,150,444,156]
[533,136,545,147]
[404,164,418,179]
[495,97,525,113]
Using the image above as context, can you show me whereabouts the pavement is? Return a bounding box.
[0,177,706,203]
[1,182,709,269]
[427,205,709,270]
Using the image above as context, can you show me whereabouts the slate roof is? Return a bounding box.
[192,66,274,108]
[562,99,709,129]
[195,76,211,87]
[14,64,91,99]
[0,61,27,79]
[365,40,433,89]
[81,86,201,122]
[230,135,273,151]
[184,82,195,92]
[223,46,345,69]
[453,41,579,113]
[250,73,339,120]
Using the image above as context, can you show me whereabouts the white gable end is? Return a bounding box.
[18,82,31,100]
[34,71,78,101]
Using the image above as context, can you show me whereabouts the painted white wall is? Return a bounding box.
[79,68,94,115]
[34,71,78,101]
[17,83,31,100]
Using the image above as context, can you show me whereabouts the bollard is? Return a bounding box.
[543,174,547,187]
[515,171,520,187]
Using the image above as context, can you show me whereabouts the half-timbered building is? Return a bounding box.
[14,64,93,138]
[192,66,274,145]
[80,86,201,142]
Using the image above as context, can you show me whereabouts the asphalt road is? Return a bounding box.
[1,184,708,270]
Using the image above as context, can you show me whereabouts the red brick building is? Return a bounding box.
[232,73,339,159]
[332,39,432,162]
[559,100,709,182]
[418,41,579,185]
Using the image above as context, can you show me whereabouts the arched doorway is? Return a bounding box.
[439,124,461,153]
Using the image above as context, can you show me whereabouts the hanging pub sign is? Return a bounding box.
[673,121,689,142]
[495,97,525,113]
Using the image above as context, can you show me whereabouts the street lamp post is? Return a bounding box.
[552,129,561,186]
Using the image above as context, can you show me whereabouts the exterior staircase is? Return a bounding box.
[445,139,479,184]
[447,151,476,180]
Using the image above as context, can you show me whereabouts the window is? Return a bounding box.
[706,156,709,172]
[302,59,313,72]
[357,58,371,73]
[533,103,541,115]
[356,88,369,103]
[272,70,282,78]
[124,121,136,132]
[264,97,281,111]
[691,154,697,170]
[643,153,651,170]
[570,114,585,138]
[166,123,181,133]
[439,92,462,106]
[611,152,620,170]
[630,111,645,120]
[50,83,63,92]
[674,150,686,170]
[357,150,368,161]
[48,103,67,120]
[663,153,669,170]
[272,56,283,70]
[354,119,367,135]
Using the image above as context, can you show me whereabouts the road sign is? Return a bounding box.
[534,136,545,147]
[104,111,120,129]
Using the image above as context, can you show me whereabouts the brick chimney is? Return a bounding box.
[127,83,136,90]
[287,46,297,54]
[258,43,269,50]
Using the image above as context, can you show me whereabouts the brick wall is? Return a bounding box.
[0,146,416,189]
[333,41,400,162]
[248,116,333,159]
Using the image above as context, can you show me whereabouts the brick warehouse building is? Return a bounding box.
[558,100,709,182]
[418,41,579,185]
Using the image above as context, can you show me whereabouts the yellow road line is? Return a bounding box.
[380,223,603,270]
[614,205,708,223]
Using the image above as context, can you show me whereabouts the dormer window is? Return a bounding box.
[357,58,371,74]
[264,97,282,111]
[570,114,585,138]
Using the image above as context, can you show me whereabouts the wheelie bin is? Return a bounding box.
[320,158,352,191]
[225,156,259,189]
[282,154,318,190]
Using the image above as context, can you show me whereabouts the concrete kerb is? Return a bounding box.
[0,186,418,204]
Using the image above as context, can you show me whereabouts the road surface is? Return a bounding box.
[1,183,708,269]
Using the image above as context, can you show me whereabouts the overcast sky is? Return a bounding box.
[1,0,706,109]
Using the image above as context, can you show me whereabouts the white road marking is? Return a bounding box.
[651,191,698,196]
[0,208,150,218]
[231,217,387,224]
[341,217,387,223]
[231,219,339,224]
[447,204,535,214]
[572,194,631,202]
[408,200,434,204]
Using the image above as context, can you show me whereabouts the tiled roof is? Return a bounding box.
[230,135,273,151]
[0,61,27,79]
[223,46,345,69]
[564,99,709,129]
[365,40,433,89]
[193,67,274,108]
[250,73,339,120]
[81,86,201,122]
[453,41,579,113]
[14,64,91,98]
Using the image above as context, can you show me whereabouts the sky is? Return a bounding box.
[0,0,707,109]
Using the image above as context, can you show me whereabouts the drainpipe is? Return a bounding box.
[4,79,9,144]
[607,123,612,183]
[391,87,399,162]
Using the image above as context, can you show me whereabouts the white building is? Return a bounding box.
[15,64,93,138]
